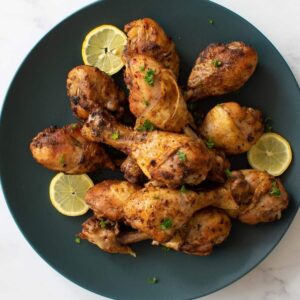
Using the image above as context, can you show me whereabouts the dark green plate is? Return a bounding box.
[0,0,299,299]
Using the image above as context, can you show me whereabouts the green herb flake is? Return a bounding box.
[225,168,232,178]
[160,218,172,230]
[264,116,273,133]
[180,185,187,193]
[59,154,66,167]
[144,69,155,86]
[208,19,214,25]
[75,237,81,244]
[147,277,158,284]
[71,123,78,129]
[212,59,222,68]
[99,219,109,229]
[270,181,281,197]
[162,246,170,252]
[143,99,150,107]
[111,131,120,140]
[206,138,215,149]
[140,65,145,72]
[136,120,156,132]
[177,150,187,161]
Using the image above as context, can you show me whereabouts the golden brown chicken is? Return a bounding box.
[124,55,193,132]
[165,208,231,255]
[120,156,147,183]
[67,65,125,120]
[30,124,114,174]
[84,180,237,243]
[79,216,135,256]
[119,208,231,256]
[187,41,258,100]
[82,109,211,187]
[200,102,264,154]
[123,18,179,77]
[227,170,289,224]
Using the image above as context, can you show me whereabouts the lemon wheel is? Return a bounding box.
[247,133,292,176]
[82,24,127,75]
[49,173,93,216]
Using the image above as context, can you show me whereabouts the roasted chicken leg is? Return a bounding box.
[187,41,258,100]
[30,124,114,174]
[82,109,211,187]
[200,102,264,154]
[123,18,179,77]
[67,65,125,120]
[124,54,194,132]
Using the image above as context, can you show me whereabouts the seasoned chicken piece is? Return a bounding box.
[84,180,237,243]
[187,41,258,100]
[120,208,231,256]
[124,18,179,77]
[79,216,135,256]
[207,149,231,183]
[85,180,140,221]
[200,102,264,154]
[171,208,231,255]
[120,156,147,184]
[82,109,211,187]
[227,170,289,224]
[67,65,125,120]
[30,124,114,174]
[124,55,193,132]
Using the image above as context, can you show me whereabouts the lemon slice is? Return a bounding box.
[247,133,292,176]
[49,173,93,216]
[82,24,127,75]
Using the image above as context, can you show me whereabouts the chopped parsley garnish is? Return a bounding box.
[177,150,187,161]
[143,99,150,107]
[206,138,215,149]
[264,116,273,132]
[99,218,109,228]
[136,120,156,132]
[208,19,214,25]
[71,123,78,129]
[160,218,172,230]
[75,237,81,244]
[270,181,281,197]
[144,69,155,86]
[59,154,66,166]
[225,168,232,178]
[147,277,158,284]
[111,131,120,140]
[212,59,222,67]
[140,65,145,72]
[180,185,187,193]
[162,246,170,252]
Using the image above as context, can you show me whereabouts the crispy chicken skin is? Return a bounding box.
[124,55,193,132]
[178,208,231,256]
[85,180,140,221]
[120,156,147,184]
[84,180,236,244]
[123,18,179,77]
[187,41,258,100]
[200,102,264,154]
[82,109,212,187]
[227,170,289,224]
[67,65,125,120]
[79,216,135,256]
[119,208,232,256]
[30,124,114,174]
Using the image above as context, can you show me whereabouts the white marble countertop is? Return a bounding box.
[0,1,299,299]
